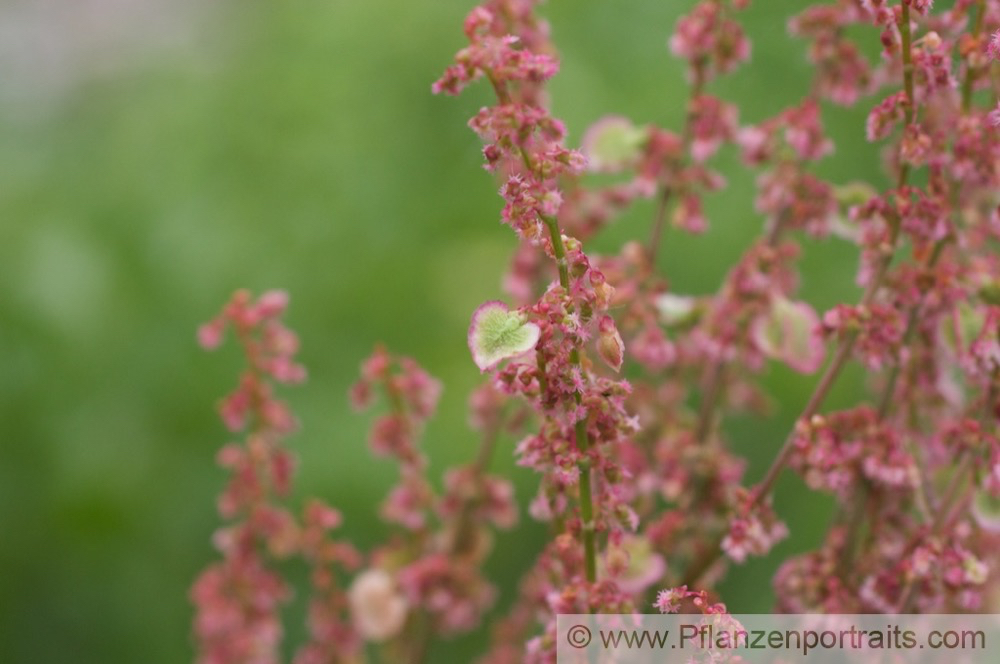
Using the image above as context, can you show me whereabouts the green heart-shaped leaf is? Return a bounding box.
[751,296,824,374]
[468,301,540,372]
[580,115,647,173]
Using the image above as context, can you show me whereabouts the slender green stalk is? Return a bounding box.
[960,0,987,113]
[574,415,598,583]
[694,362,726,444]
[647,57,707,264]
[694,212,791,445]
[543,214,598,583]
[647,187,673,265]
[543,214,572,292]
[876,239,947,419]
[895,2,915,188]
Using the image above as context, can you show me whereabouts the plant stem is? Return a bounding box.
[681,535,724,587]
[647,58,706,265]
[694,213,791,445]
[542,213,599,583]
[895,1,915,189]
[897,451,975,612]
[835,483,871,578]
[750,328,860,507]
[647,187,673,265]
[961,0,987,113]
[406,612,432,664]
[449,427,501,556]
[694,362,726,444]
[575,413,598,583]
[543,214,572,291]
[875,239,947,418]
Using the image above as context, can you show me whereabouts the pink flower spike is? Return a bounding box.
[468,300,541,372]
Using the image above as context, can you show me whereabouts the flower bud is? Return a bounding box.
[596,315,625,372]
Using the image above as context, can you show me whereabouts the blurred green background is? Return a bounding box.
[0,0,891,661]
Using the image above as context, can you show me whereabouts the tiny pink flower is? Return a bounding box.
[988,102,1000,128]
[197,318,225,349]
[654,585,689,614]
[865,91,908,142]
[672,193,707,233]
[722,498,789,564]
[255,289,289,318]
[304,499,342,531]
[988,30,1000,61]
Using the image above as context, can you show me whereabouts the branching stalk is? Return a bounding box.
[749,1,917,510]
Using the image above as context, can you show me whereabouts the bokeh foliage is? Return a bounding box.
[0,0,887,661]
